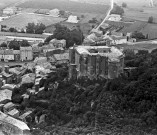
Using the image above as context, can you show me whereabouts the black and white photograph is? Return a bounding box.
[0,0,157,134]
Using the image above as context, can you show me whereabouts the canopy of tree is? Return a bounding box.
[44,24,84,48]
[111,3,124,15]
[8,40,30,50]
[132,31,145,39]
[148,16,154,23]
[26,23,46,34]
[0,42,7,47]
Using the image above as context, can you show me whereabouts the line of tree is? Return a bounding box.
[8,40,30,50]
[45,24,84,48]
[26,23,46,34]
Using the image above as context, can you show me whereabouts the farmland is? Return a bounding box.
[0,13,66,29]
[123,7,157,23]
[18,0,110,14]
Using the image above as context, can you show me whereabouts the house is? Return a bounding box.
[8,108,20,118]
[53,52,69,64]
[35,9,50,15]
[4,49,14,61]
[49,8,60,17]
[13,50,20,61]
[50,39,66,49]
[20,46,33,61]
[3,7,17,15]
[32,44,42,59]
[108,14,122,22]
[0,111,31,135]
[9,68,22,83]
[18,111,33,123]
[1,71,13,84]
[66,15,79,23]
[110,36,127,45]
[0,89,12,104]
[3,102,15,114]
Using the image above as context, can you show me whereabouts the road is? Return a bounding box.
[95,0,114,31]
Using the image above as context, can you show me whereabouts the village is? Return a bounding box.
[1,0,157,135]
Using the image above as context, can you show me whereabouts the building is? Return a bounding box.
[3,7,17,15]
[66,15,79,23]
[8,108,20,118]
[3,102,15,114]
[49,8,60,17]
[69,46,124,79]
[50,39,66,49]
[18,111,33,123]
[0,111,31,135]
[20,47,33,61]
[13,50,20,61]
[3,49,14,61]
[108,14,122,22]
[0,89,12,104]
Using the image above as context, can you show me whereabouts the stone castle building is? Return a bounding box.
[69,46,124,80]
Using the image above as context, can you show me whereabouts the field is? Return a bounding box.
[0,13,66,29]
[18,0,110,14]
[123,7,157,23]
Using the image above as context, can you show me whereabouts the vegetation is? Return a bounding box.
[122,2,127,8]
[148,16,154,23]
[0,42,7,47]
[10,49,157,134]
[132,31,145,39]
[8,39,30,50]
[26,23,46,34]
[45,24,84,48]
[111,3,124,15]
[88,17,98,23]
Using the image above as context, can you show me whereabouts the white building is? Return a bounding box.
[20,47,33,61]
[111,35,127,45]
[49,8,60,17]
[66,15,79,23]
[108,14,121,22]
[3,7,17,15]
[50,39,66,48]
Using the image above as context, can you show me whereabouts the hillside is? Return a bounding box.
[18,0,110,14]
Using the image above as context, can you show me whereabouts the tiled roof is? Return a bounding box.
[53,53,69,61]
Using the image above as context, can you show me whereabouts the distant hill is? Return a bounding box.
[18,0,110,14]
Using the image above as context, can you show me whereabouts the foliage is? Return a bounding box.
[122,2,127,8]
[44,24,84,48]
[26,23,46,34]
[132,31,145,39]
[111,3,124,15]
[19,40,30,47]
[148,16,154,23]
[0,42,7,47]
[9,27,17,32]
[8,39,20,50]
[88,17,98,23]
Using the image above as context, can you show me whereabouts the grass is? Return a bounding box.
[0,13,66,29]
[18,0,110,14]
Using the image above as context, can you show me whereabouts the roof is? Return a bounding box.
[9,68,21,75]
[0,89,12,103]
[8,108,19,116]
[35,9,50,14]
[4,49,14,55]
[20,46,32,51]
[1,71,13,78]
[19,111,33,120]
[0,13,66,29]
[0,111,30,131]
[13,50,20,54]
[66,15,79,23]
[3,102,15,109]
[53,53,69,61]
[0,31,49,39]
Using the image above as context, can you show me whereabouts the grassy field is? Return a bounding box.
[0,13,66,29]
[123,7,157,23]
[18,0,110,14]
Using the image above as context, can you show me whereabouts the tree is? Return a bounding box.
[110,4,124,15]
[20,40,30,47]
[35,23,46,34]
[59,10,65,16]
[132,31,145,39]
[122,2,127,8]
[8,39,20,50]
[26,23,36,33]
[0,42,7,47]
[9,27,17,32]
[45,24,84,48]
[148,16,154,23]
